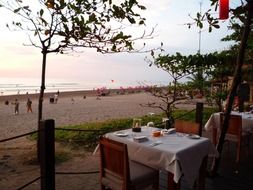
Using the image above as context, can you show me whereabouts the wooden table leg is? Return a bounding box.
[197,156,208,190]
[167,172,180,190]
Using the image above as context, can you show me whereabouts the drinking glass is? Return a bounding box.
[132,118,142,128]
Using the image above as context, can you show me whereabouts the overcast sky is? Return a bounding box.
[0,0,236,86]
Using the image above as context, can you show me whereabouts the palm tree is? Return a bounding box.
[187,70,208,97]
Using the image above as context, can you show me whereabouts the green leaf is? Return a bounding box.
[138,5,146,10]
[129,0,136,7]
[151,50,154,56]
[39,17,48,26]
[213,24,220,29]
[23,6,30,11]
[111,44,117,51]
[14,8,21,13]
[88,13,97,23]
[40,9,44,17]
[199,22,203,29]
[139,20,144,25]
[127,16,136,24]
[61,15,68,22]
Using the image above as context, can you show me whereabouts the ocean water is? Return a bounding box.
[0,77,167,96]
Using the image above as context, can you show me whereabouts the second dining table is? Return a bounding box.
[204,111,253,145]
[105,126,218,190]
[205,111,253,133]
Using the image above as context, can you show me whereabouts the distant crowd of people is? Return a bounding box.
[4,90,62,115]
[2,89,102,115]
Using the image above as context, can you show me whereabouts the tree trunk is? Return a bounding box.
[211,1,253,175]
[37,49,47,161]
[38,50,47,126]
[173,79,177,102]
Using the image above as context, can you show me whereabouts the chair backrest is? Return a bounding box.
[220,114,242,137]
[174,120,201,135]
[99,136,130,190]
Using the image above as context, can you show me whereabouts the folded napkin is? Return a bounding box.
[133,136,149,143]
[161,128,176,135]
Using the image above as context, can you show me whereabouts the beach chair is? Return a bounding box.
[99,136,159,190]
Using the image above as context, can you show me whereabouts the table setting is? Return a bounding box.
[105,125,218,187]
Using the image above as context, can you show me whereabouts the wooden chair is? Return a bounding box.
[174,120,201,136]
[99,136,159,190]
[220,114,251,163]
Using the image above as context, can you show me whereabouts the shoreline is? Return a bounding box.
[0,88,148,102]
[0,89,97,102]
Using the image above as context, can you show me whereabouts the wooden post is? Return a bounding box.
[39,119,55,190]
[195,102,203,136]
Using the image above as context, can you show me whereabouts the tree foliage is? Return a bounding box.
[0,0,155,127]
[187,0,253,175]
[1,0,152,54]
[145,47,239,122]
[143,52,199,123]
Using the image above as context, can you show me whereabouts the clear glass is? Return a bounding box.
[132,118,142,128]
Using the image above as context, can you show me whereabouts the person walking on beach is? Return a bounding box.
[54,93,58,104]
[26,98,33,113]
[13,99,19,115]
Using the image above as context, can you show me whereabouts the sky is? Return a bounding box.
[0,0,236,87]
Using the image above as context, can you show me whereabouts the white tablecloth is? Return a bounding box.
[105,127,218,187]
[204,111,253,133]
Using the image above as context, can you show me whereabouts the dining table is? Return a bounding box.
[105,127,218,190]
[204,111,253,145]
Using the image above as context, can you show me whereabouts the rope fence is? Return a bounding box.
[55,128,106,132]
[1,125,104,190]
[55,171,99,175]
[1,102,204,190]
[0,130,38,143]
[16,176,41,190]
[174,108,196,120]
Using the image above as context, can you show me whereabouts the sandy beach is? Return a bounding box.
[0,91,159,140]
[0,91,199,190]
[0,91,198,140]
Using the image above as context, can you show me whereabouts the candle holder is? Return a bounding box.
[132,118,142,132]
